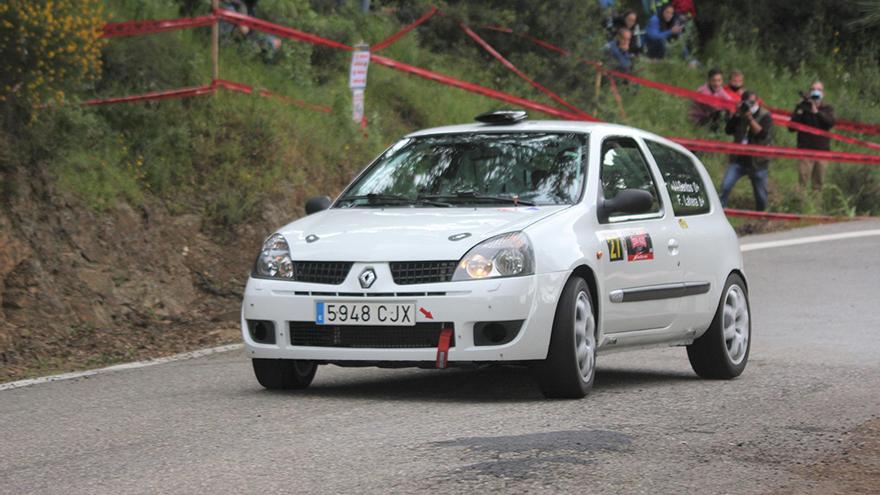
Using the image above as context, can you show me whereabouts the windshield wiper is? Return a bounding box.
[419,192,536,206]
[337,193,452,208]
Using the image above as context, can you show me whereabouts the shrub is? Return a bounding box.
[0,0,106,113]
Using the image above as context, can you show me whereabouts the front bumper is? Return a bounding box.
[240,266,569,362]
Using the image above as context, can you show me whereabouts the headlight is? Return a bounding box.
[253,233,294,279]
[452,232,535,281]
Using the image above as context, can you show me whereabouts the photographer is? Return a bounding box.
[719,91,774,211]
[790,81,836,192]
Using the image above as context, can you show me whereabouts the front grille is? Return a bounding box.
[293,261,353,285]
[390,261,457,285]
[290,321,455,349]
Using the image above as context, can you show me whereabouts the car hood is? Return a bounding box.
[277,206,570,261]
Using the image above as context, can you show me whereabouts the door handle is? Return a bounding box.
[668,238,680,256]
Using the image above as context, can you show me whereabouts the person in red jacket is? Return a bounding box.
[723,70,745,101]
[690,67,733,130]
[672,0,696,18]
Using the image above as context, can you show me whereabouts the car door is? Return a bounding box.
[644,139,722,330]
[595,136,681,334]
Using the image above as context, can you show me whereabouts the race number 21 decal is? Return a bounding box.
[606,237,624,262]
[626,233,654,262]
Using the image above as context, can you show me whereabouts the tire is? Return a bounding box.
[534,276,598,399]
[687,273,751,379]
[252,359,317,390]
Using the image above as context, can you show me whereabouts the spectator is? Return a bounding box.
[719,91,774,211]
[645,3,683,60]
[723,69,745,101]
[220,0,282,62]
[641,0,662,16]
[689,68,733,130]
[599,0,617,35]
[790,80,836,192]
[604,28,635,74]
[610,9,644,55]
[671,0,696,19]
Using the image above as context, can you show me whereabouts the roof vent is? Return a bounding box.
[475,110,528,125]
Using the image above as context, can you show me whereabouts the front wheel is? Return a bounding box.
[687,273,751,379]
[534,276,597,399]
[252,359,317,390]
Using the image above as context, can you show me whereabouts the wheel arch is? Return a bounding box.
[729,269,748,291]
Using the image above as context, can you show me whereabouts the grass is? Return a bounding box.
[15,0,880,222]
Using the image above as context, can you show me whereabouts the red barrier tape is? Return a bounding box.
[207,13,879,163]
[82,79,331,112]
[370,54,596,121]
[459,23,593,119]
[482,26,570,56]
[102,15,216,38]
[84,84,216,106]
[372,6,438,52]
[574,59,880,152]
[722,208,869,222]
[482,26,880,142]
[597,64,880,152]
[212,79,333,112]
[671,137,880,165]
[216,9,353,51]
[766,105,880,136]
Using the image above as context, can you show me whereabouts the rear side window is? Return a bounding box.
[646,140,711,216]
[600,137,662,221]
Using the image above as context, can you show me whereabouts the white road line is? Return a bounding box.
[0,343,244,392]
[740,229,880,252]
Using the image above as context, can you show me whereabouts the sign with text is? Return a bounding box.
[349,45,371,89]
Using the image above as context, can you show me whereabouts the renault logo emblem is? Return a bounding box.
[358,267,377,289]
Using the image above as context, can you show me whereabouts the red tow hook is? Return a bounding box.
[435,328,453,369]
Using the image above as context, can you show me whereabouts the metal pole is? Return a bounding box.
[360,0,370,13]
[211,0,219,81]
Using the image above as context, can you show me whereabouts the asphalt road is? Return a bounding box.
[2,221,879,494]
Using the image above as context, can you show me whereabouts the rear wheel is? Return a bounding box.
[252,359,317,390]
[534,276,597,399]
[687,273,751,379]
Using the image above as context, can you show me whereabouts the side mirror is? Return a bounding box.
[598,189,654,222]
[305,196,332,215]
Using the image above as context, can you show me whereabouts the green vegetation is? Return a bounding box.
[1,0,879,224]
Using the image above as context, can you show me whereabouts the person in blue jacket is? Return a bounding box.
[645,3,683,59]
[603,28,635,74]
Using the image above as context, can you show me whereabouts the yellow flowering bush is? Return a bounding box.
[0,0,106,107]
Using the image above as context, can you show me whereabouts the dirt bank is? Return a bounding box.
[0,164,304,381]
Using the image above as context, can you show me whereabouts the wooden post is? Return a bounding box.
[608,76,627,120]
[211,0,219,82]
[593,66,603,116]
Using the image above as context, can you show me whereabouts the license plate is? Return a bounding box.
[315,301,416,326]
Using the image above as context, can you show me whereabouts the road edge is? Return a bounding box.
[0,343,244,392]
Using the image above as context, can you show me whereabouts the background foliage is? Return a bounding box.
[0,0,106,111]
[1,0,879,223]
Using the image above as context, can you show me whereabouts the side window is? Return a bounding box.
[646,140,711,216]
[600,137,662,221]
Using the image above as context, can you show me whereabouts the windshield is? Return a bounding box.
[337,132,588,207]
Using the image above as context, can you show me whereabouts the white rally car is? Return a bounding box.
[241,111,750,398]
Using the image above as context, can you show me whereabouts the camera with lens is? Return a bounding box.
[738,101,752,114]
